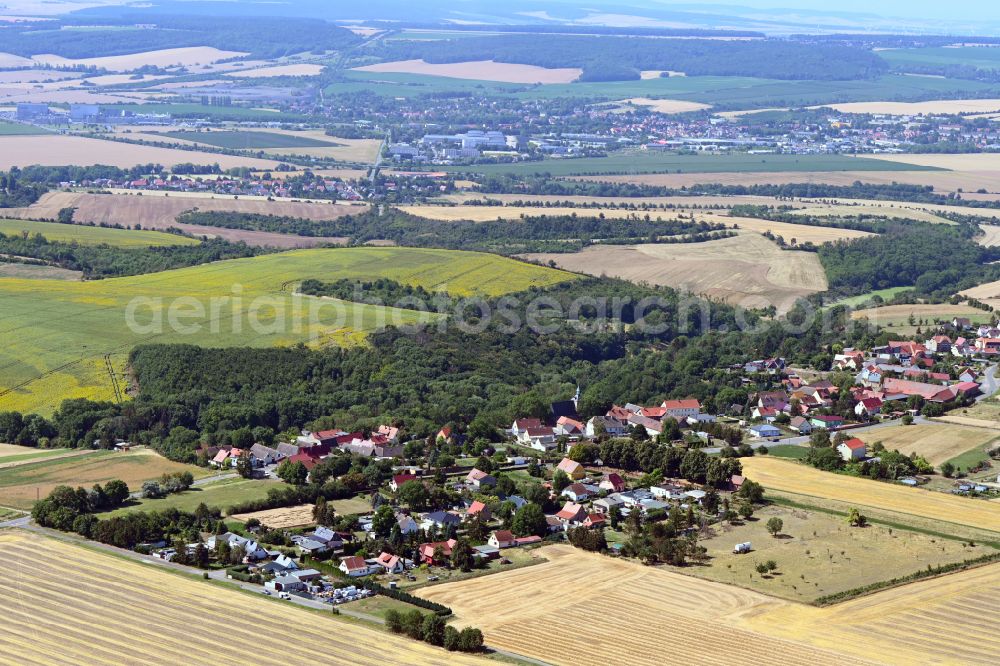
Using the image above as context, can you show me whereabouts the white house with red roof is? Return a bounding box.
[339,555,375,577]
[854,397,883,419]
[374,552,405,574]
[554,501,588,526]
[661,398,702,420]
[511,418,543,437]
[836,438,867,461]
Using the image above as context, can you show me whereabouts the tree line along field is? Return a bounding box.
[0,218,200,248]
[419,543,1000,665]
[97,477,281,518]
[739,456,1000,534]
[156,130,343,150]
[0,448,211,511]
[444,153,939,177]
[0,530,480,665]
[3,191,366,249]
[0,247,574,415]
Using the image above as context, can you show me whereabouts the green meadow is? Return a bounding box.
[0,219,200,248]
[0,247,575,415]
[325,71,1000,108]
[443,152,940,177]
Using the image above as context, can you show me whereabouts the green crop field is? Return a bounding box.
[0,219,200,248]
[158,130,342,150]
[880,47,1000,71]
[0,121,49,136]
[825,286,915,309]
[444,152,940,177]
[0,247,574,415]
[326,71,1000,108]
[99,477,280,517]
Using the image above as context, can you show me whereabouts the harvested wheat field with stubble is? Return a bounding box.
[0,530,481,666]
[227,63,326,78]
[739,456,1000,533]
[960,278,1000,309]
[5,191,362,247]
[571,169,1000,194]
[30,46,249,72]
[741,561,1000,665]
[824,99,1000,115]
[231,504,316,528]
[522,232,827,313]
[0,135,284,171]
[854,423,1000,466]
[354,59,583,83]
[420,544,1000,665]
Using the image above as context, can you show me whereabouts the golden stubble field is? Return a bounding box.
[739,456,1000,533]
[0,135,284,171]
[960,278,1000,309]
[0,449,210,510]
[850,303,992,335]
[231,504,316,528]
[855,423,999,466]
[419,543,1000,665]
[824,99,1000,115]
[6,191,363,248]
[0,530,481,665]
[521,232,828,314]
[354,59,583,83]
[30,46,249,72]
[572,170,1000,195]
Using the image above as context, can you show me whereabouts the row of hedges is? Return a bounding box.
[362,580,452,617]
[814,551,1000,605]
